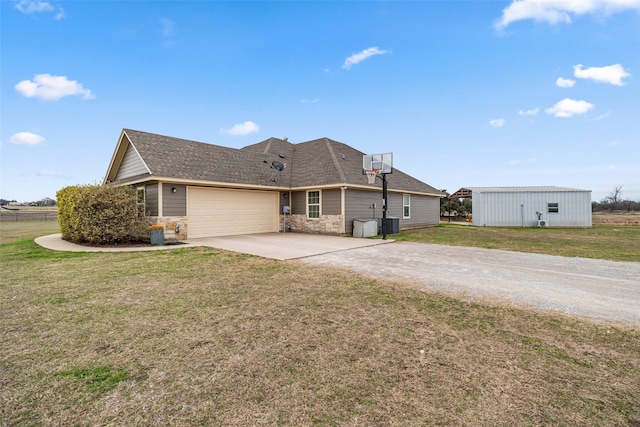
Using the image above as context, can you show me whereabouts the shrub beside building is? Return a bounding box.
[57,185,149,245]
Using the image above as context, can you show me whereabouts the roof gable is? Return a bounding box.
[114,141,150,181]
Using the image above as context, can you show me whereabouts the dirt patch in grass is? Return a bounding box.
[2,239,639,426]
[593,211,640,226]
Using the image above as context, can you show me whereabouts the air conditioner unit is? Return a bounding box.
[537,219,549,227]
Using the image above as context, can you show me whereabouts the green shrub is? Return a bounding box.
[57,185,149,244]
[57,185,82,241]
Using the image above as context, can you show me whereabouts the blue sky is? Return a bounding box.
[2,0,639,203]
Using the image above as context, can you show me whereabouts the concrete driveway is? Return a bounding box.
[186,233,393,260]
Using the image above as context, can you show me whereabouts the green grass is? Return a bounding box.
[56,365,130,394]
[393,224,640,262]
[1,221,639,425]
[0,220,59,244]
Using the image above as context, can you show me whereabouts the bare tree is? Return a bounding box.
[610,185,623,203]
[600,185,623,210]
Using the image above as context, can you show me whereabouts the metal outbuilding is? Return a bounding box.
[450,186,592,227]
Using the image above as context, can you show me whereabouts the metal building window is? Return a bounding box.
[547,202,559,213]
[403,194,410,218]
[307,190,320,219]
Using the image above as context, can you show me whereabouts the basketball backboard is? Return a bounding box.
[362,153,393,174]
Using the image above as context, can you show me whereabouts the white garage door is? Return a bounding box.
[188,187,279,238]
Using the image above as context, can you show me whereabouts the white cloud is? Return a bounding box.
[545,98,594,118]
[10,132,45,145]
[15,0,53,13]
[343,47,390,70]
[15,74,94,100]
[15,0,64,19]
[495,0,640,29]
[593,112,611,121]
[518,107,539,116]
[220,121,260,136]
[556,77,576,88]
[489,118,506,128]
[301,99,320,104]
[160,18,175,36]
[573,64,630,86]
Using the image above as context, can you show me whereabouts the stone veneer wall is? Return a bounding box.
[152,215,344,239]
[285,214,345,235]
[152,216,188,240]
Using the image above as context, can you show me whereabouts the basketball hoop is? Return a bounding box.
[365,169,379,184]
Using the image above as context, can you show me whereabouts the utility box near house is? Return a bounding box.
[378,217,400,235]
[353,219,378,238]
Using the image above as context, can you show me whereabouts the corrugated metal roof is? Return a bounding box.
[457,186,591,194]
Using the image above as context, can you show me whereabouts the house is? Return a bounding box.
[450,186,592,227]
[103,129,444,239]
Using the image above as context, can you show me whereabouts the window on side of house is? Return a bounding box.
[307,190,320,219]
[547,202,559,213]
[403,194,410,218]
[137,186,146,218]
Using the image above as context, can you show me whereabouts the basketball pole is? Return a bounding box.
[382,173,388,240]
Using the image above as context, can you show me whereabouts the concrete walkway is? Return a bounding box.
[35,234,192,253]
[35,233,392,260]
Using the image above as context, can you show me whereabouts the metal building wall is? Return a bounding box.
[472,190,592,227]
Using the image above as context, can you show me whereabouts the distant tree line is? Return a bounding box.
[592,185,639,212]
[0,197,57,207]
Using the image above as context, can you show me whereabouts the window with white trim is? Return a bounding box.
[547,202,559,213]
[137,186,146,218]
[307,190,320,219]
[403,194,410,218]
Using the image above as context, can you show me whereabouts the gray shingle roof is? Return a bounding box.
[121,129,292,187]
[115,129,442,195]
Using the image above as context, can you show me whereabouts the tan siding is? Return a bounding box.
[115,144,148,180]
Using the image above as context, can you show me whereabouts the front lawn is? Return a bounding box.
[1,222,639,425]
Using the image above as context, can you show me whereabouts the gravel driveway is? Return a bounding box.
[302,242,640,326]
